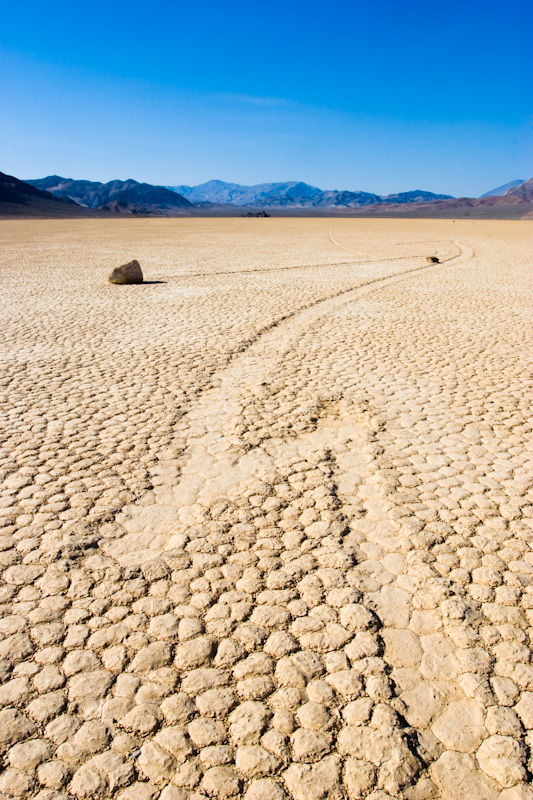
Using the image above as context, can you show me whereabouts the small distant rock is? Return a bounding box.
[108,260,143,284]
[426,256,439,264]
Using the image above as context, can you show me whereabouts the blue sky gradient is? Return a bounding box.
[1,0,531,195]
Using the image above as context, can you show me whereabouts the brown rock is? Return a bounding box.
[426,256,439,263]
[108,260,143,285]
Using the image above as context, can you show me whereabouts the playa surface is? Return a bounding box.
[0,218,531,799]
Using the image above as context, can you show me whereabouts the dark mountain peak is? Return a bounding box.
[1,171,61,203]
[41,174,69,183]
[286,181,318,190]
[317,190,381,208]
[27,175,71,190]
[284,181,322,197]
[106,178,140,186]
[382,190,454,204]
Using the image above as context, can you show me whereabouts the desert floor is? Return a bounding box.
[0,218,532,800]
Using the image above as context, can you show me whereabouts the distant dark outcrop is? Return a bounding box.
[315,190,381,208]
[27,176,193,215]
[381,190,453,204]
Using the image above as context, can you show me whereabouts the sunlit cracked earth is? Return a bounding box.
[0,218,532,800]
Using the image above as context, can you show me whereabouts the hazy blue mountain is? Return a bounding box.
[169,180,324,206]
[168,180,452,208]
[480,180,525,198]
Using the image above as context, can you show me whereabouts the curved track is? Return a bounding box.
[1,222,531,800]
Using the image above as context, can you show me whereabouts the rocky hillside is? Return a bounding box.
[504,178,533,202]
[27,176,192,214]
[480,179,525,197]
[0,171,101,217]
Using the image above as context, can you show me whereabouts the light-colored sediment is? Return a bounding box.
[0,218,531,800]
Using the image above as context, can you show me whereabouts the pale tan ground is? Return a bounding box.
[0,219,532,800]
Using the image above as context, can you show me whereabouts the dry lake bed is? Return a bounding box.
[0,218,532,800]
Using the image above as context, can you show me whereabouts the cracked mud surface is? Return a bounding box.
[0,218,532,800]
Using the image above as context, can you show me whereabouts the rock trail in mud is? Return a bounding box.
[0,220,531,800]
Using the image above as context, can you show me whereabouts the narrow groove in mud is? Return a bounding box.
[216,241,470,379]
[2,222,529,800]
[107,240,473,563]
[171,242,462,280]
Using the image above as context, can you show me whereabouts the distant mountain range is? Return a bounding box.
[24,174,533,213]
[1,171,531,219]
[480,179,525,198]
[28,175,192,214]
[167,179,454,208]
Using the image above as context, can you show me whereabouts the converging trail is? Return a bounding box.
[107,241,473,565]
[0,220,530,800]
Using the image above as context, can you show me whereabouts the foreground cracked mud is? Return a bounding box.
[0,219,531,799]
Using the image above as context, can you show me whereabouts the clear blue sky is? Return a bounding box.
[1,0,531,196]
